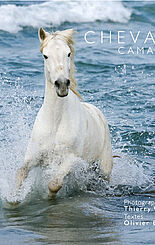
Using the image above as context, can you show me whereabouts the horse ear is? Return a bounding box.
[38,27,48,42]
[60,29,75,39]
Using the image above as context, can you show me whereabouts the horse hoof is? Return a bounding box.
[48,191,57,199]
[4,200,20,209]
[48,180,62,193]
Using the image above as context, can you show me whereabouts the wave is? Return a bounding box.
[0,0,131,33]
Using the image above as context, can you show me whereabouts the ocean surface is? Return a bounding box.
[0,0,155,244]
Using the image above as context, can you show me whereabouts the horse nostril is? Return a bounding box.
[55,79,70,89]
[55,80,60,88]
[66,79,70,87]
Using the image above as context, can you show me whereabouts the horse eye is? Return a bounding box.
[43,55,48,59]
[68,52,71,57]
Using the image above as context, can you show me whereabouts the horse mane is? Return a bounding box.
[40,29,81,99]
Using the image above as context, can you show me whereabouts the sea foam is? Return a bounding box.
[0,0,131,33]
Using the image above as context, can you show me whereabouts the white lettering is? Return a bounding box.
[84,31,96,44]
[144,31,155,44]
[101,31,112,44]
[130,31,140,44]
[118,31,125,44]
[118,47,125,54]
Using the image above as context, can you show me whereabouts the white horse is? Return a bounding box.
[16,28,113,195]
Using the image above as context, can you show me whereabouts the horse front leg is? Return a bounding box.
[16,161,31,191]
[48,154,76,196]
[16,151,41,191]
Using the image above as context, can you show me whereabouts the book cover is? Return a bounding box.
[0,0,154,244]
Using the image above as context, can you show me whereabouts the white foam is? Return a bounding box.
[0,0,131,33]
[110,154,152,187]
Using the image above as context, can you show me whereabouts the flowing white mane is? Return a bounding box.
[40,29,81,98]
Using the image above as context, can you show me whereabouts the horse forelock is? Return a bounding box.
[40,30,81,99]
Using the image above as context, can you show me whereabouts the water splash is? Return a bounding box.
[58,153,153,198]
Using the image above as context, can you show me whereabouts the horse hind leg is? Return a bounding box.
[99,147,113,182]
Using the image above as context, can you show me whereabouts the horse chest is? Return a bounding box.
[35,122,78,158]
[32,103,83,159]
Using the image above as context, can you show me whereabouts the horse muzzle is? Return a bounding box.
[54,78,70,97]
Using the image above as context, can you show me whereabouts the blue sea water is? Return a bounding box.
[0,1,155,244]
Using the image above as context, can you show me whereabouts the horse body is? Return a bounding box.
[16,28,113,194]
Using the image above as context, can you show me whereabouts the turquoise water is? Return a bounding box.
[0,1,154,244]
